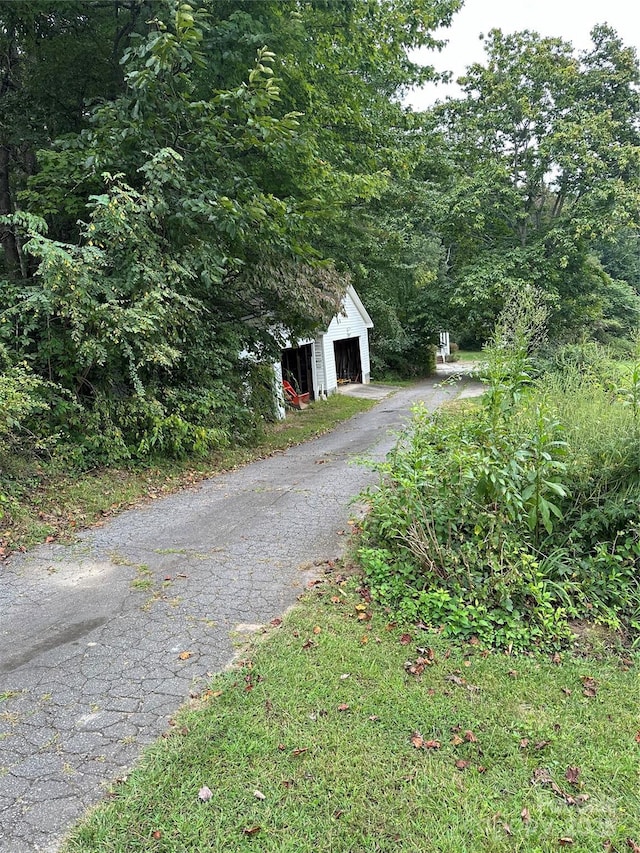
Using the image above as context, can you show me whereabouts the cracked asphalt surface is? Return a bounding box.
[0,376,478,852]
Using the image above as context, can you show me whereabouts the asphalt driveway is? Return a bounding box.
[0,375,481,852]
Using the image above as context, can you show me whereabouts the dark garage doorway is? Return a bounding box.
[281,343,314,399]
[334,337,362,383]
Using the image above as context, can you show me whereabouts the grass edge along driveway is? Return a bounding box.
[62,573,639,853]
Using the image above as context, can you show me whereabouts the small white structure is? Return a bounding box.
[277,285,373,417]
[437,331,450,363]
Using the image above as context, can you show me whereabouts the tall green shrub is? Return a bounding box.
[360,293,640,648]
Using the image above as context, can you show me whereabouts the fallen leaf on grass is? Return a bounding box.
[417,646,436,659]
[443,673,481,693]
[535,740,551,750]
[464,730,478,743]
[152,830,162,839]
[551,652,562,664]
[399,633,412,645]
[198,786,213,802]
[520,738,530,749]
[581,676,598,698]
[503,823,513,836]
[243,826,261,836]
[270,618,282,627]
[531,768,589,806]
[201,689,223,700]
[337,703,350,712]
[565,766,580,785]
[411,732,441,750]
[411,732,424,749]
[301,639,315,650]
[520,807,531,825]
[627,840,640,853]
[508,669,518,678]
[558,838,574,846]
[404,656,434,676]
[451,734,464,746]
[253,790,266,800]
[561,687,572,696]
[634,731,640,744]
[313,626,322,634]
[291,747,308,756]
[360,635,369,645]
[455,759,470,770]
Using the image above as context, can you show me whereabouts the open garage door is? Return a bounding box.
[333,338,362,383]
[281,343,314,399]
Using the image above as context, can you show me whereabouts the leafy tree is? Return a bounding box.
[431,26,640,345]
[0,1,154,273]
[2,0,465,468]
[193,0,461,373]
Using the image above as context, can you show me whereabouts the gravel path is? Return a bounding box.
[0,376,479,852]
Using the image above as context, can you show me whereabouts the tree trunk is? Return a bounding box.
[0,145,20,274]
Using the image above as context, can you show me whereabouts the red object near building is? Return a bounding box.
[282,380,310,409]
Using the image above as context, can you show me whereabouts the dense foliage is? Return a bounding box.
[1,0,462,478]
[360,295,640,649]
[1,2,639,500]
[427,27,640,347]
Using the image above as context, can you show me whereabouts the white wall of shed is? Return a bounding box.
[272,361,286,420]
[319,290,371,390]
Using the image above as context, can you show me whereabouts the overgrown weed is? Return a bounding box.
[360,291,640,649]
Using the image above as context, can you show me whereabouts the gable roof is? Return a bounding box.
[346,285,374,329]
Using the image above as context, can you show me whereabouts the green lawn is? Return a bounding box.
[455,350,484,363]
[1,394,375,555]
[62,575,639,853]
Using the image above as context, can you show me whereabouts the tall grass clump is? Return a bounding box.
[359,292,640,650]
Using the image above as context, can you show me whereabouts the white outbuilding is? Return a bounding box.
[276,285,373,416]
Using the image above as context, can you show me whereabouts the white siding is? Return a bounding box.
[272,361,286,419]
[276,286,373,409]
[319,333,337,392]
[314,337,327,397]
[317,290,371,392]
